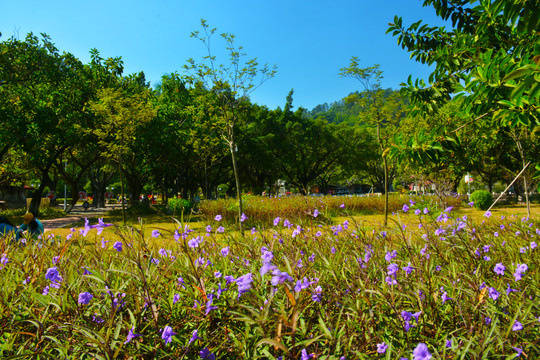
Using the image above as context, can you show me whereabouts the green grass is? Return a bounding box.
[1,196,539,358]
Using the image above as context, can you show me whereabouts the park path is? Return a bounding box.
[41,206,112,231]
[41,215,86,230]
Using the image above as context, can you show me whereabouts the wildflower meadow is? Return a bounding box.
[0,198,539,359]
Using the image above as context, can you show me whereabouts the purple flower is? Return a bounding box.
[235,273,253,298]
[484,211,492,218]
[387,263,399,276]
[494,263,505,275]
[78,292,93,305]
[271,269,293,286]
[161,326,176,345]
[221,247,230,257]
[312,285,322,302]
[205,298,218,315]
[385,250,397,262]
[124,327,142,344]
[506,283,518,296]
[445,206,454,212]
[513,347,523,357]
[261,250,273,263]
[377,342,388,354]
[413,342,431,360]
[403,262,414,275]
[273,217,281,226]
[215,215,222,222]
[189,329,201,344]
[158,248,168,257]
[441,292,452,304]
[92,218,112,235]
[45,267,60,282]
[512,321,523,331]
[468,201,474,207]
[240,213,247,222]
[446,339,452,348]
[340,203,345,209]
[488,287,500,301]
[301,348,311,360]
[217,226,225,233]
[113,241,123,252]
[414,209,421,215]
[514,264,528,281]
[188,238,200,248]
[173,293,180,304]
[402,204,410,212]
[199,347,216,360]
[313,209,319,218]
[151,230,160,238]
[420,244,429,258]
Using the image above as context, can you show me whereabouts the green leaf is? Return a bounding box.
[503,67,530,82]
[255,338,289,353]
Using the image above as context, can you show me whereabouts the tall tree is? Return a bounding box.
[339,59,405,225]
[183,19,277,230]
[90,87,156,225]
[0,33,93,214]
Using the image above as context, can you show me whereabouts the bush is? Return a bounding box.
[167,198,193,215]
[470,190,493,210]
[0,206,66,221]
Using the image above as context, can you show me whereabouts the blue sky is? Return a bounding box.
[1,0,447,110]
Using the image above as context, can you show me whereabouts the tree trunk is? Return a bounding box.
[119,161,126,226]
[383,156,388,226]
[28,167,53,215]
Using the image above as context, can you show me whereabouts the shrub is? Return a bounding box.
[470,190,493,210]
[167,198,193,215]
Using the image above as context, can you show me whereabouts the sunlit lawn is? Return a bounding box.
[45,203,540,245]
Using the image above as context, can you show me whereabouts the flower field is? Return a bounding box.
[0,200,539,359]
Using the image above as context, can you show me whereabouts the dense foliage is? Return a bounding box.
[471,190,494,211]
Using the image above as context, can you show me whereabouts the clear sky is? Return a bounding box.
[1,0,447,111]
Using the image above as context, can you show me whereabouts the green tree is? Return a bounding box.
[90,87,156,225]
[0,33,93,214]
[339,59,405,225]
[267,90,361,194]
[183,19,277,230]
[387,0,540,190]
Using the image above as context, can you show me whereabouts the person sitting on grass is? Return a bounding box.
[18,212,44,240]
[0,216,20,241]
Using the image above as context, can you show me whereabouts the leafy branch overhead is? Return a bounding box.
[387,0,539,129]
